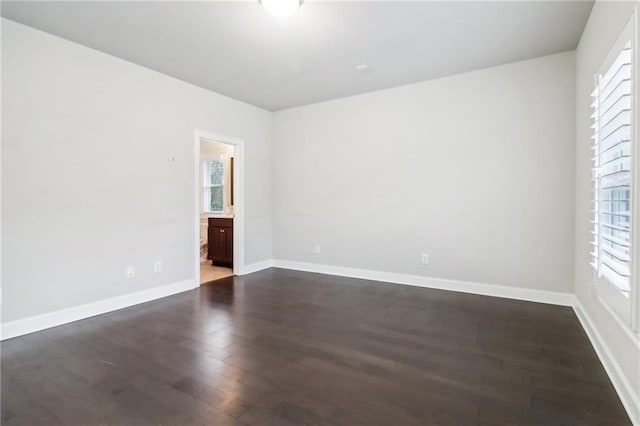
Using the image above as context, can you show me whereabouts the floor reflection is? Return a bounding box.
[200,275,237,306]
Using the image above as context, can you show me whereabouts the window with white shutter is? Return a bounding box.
[591,42,633,295]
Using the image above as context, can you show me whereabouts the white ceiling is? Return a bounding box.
[1,1,594,111]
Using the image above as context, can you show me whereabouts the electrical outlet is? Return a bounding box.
[421,254,429,265]
[126,267,135,278]
[314,244,321,254]
[154,261,162,273]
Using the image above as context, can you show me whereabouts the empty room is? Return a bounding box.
[1,0,639,424]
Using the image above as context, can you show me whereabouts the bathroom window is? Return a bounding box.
[203,159,224,213]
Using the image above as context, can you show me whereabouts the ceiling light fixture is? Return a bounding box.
[259,0,304,17]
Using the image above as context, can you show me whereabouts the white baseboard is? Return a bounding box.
[3,260,567,342]
[239,259,274,275]
[1,279,196,341]
[572,300,640,425]
[271,259,574,306]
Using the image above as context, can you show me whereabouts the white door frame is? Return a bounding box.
[194,129,245,287]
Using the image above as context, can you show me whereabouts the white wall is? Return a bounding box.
[273,52,576,294]
[574,1,640,422]
[1,19,272,323]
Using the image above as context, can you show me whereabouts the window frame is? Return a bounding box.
[201,156,226,214]
[591,11,640,332]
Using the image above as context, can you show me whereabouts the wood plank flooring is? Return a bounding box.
[1,268,631,425]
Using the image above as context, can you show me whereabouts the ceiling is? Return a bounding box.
[1,1,594,111]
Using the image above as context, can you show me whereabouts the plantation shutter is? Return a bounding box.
[591,42,633,293]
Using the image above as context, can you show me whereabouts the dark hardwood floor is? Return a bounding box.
[2,268,631,425]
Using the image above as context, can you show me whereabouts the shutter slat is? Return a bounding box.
[600,126,631,152]
[601,113,631,138]
[601,233,630,247]
[601,69,630,99]
[601,79,631,107]
[601,257,630,277]
[601,123,631,142]
[598,221,630,232]
[600,212,630,217]
[600,48,630,87]
[601,93,631,119]
[600,245,630,263]
[599,153,631,168]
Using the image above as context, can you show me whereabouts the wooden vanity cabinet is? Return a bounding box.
[207,218,233,267]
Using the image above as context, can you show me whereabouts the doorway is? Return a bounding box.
[194,130,244,285]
